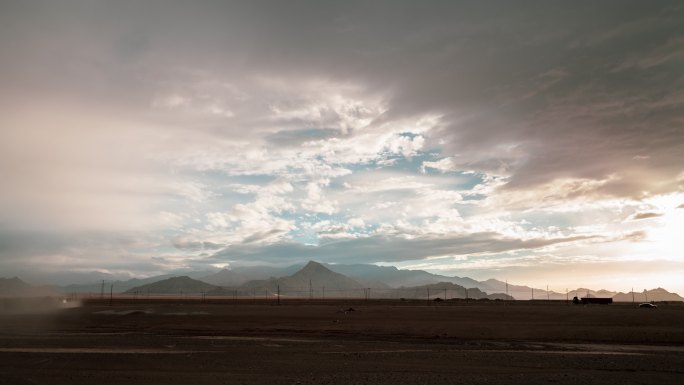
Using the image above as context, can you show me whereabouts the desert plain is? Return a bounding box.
[1,298,683,384]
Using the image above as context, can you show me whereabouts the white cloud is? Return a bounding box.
[173,181,217,203]
[301,179,338,214]
[421,157,456,173]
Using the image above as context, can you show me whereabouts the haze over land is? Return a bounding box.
[1,1,683,293]
[4,261,683,303]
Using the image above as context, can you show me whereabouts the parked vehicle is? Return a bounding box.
[638,303,658,308]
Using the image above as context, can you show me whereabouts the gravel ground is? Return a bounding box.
[1,301,683,384]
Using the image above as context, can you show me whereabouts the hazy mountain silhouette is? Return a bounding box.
[5,260,682,302]
[0,277,58,297]
[61,274,178,294]
[325,263,487,290]
[200,264,303,286]
[124,276,218,295]
[612,288,684,302]
[482,280,618,301]
[386,281,512,300]
[199,269,243,286]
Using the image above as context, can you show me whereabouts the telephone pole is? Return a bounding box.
[547,285,550,303]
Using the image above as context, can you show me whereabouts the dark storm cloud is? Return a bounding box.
[211,232,596,265]
[4,1,680,197]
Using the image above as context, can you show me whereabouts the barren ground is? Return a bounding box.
[1,299,683,384]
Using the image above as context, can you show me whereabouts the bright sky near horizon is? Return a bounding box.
[1,1,683,292]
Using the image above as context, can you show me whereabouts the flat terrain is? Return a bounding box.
[1,299,683,384]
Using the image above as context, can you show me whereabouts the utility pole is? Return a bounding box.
[322,286,325,300]
[277,285,280,305]
[505,280,509,300]
[444,288,447,301]
[465,287,468,301]
[309,280,313,300]
[631,288,635,304]
[547,285,550,303]
[109,283,113,306]
[531,288,534,301]
[427,288,430,304]
[101,280,105,299]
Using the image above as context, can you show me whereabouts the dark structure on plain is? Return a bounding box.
[574,296,612,305]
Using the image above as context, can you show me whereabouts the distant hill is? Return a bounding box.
[124,276,218,294]
[385,282,512,300]
[61,274,177,294]
[0,277,58,297]
[199,264,303,287]
[481,280,619,301]
[60,269,218,294]
[238,264,513,300]
[241,261,365,297]
[0,277,32,293]
[613,288,684,303]
[324,263,487,290]
[199,269,244,287]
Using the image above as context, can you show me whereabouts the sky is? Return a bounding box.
[1,1,683,293]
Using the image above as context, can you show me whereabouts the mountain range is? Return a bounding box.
[2,261,682,302]
[121,262,513,300]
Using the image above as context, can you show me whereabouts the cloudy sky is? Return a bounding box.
[1,1,683,292]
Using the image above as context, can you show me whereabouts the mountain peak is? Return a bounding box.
[301,260,326,271]
[285,261,363,289]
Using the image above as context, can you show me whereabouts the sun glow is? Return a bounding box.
[647,208,684,259]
